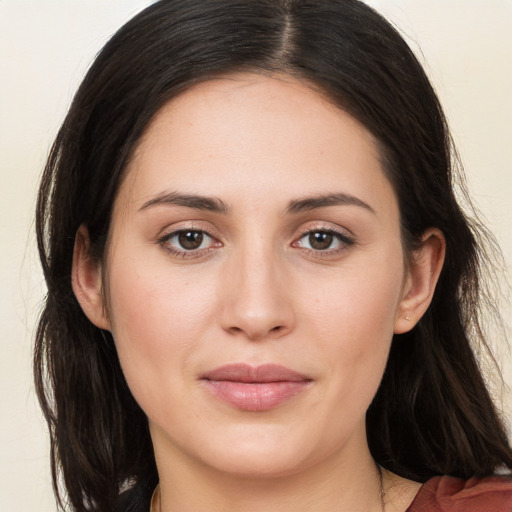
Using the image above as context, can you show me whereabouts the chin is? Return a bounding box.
[186,422,341,479]
[203,447,313,479]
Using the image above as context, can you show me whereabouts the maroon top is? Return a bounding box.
[407,476,512,512]
[116,475,512,511]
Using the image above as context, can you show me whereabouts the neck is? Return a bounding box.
[152,428,385,512]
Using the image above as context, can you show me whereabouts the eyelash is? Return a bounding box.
[157,227,220,259]
[293,228,355,258]
[157,225,355,260]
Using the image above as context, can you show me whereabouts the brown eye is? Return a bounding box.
[177,230,204,250]
[295,229,353,254]
[308,231,334,250]
[159,228,219,257]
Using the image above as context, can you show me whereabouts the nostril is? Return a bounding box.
[225,323,287,340]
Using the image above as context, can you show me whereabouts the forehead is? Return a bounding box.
[117,73,397,218]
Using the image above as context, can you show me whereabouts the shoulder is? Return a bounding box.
[407,475,512,512]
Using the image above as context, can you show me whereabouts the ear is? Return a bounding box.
[72,224,111,330]
[394,228,446,334]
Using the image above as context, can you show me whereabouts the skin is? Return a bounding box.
[73,73,445,511]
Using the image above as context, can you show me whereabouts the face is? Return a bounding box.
[87,74,415,478]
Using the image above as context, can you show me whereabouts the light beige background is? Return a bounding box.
[1,1,510,510]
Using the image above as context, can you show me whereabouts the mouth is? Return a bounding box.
[200,363,312,412]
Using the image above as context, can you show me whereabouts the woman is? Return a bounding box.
[34,1,512,511]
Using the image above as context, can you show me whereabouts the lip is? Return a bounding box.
[200,363,312,412]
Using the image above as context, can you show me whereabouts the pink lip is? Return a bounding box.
[200,364,312,412]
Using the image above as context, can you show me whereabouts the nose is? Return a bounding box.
[218,244,295,341]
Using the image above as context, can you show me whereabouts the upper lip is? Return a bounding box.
[201,363,310,383]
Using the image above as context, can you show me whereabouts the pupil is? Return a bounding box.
[178,231,203,250]
[309,232,333,250]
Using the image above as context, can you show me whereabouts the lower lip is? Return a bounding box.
[202,380,310,411]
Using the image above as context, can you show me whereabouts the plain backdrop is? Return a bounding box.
[1,1,511,510]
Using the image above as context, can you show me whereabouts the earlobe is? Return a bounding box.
[394,228,446,334]
[72,225,111,330]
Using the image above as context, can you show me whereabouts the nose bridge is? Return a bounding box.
[219,235,294,340]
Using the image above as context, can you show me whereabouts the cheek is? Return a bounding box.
[105,254,218,405]
[305,259,404,347]
[302,253,404,387]
[296,261,403,435]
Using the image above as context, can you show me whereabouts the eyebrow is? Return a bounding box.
[286,193,375,215]
[139,191,230,213]
[139,191,375,216]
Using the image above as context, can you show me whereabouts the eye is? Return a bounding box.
[161,229,218,253]
[295,229,353,252]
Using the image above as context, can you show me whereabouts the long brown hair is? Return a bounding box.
[35,0,512,510]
